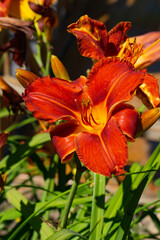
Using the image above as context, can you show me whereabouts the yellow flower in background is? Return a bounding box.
[0,0,55,20]
[0,0,58,40]
[8,0,42,21]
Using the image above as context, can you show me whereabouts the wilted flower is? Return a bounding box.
[0,76,23,115]
[0,17,33,66]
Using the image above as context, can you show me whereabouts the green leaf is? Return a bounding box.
[158,190,160,199]
[5,186,28,210]
[7,181,92,240]
[0,208,21,222]
[5,117,36,133]
[89,174,106,240]
[69,205,89,233]
[35,196,92,212]
[45,229,88,240]
[154,178,160,186]
[5,187,54,240]
[114,176,147,240]
[0,107,12,118]
[102,143,160,240]
[148,210,160,232]
[102,163,142,238]
[0,132,51,173]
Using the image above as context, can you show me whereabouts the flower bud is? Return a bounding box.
[51,55,70,81]
[16,69,38,88]
[136,107,160,137]
[0,77,12,92]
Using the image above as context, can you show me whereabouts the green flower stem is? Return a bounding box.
[60,157,84,229]
[42,155,58,221]
[34,40,51,76]
[89,173,106,240]
[43,40,52,76]
[34,42,44,70]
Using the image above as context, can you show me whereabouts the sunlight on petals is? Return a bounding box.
[23,58,146,176]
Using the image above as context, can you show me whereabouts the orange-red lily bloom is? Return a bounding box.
[68,15,160,108]
[23,58,150,176]
[68,15,160,69]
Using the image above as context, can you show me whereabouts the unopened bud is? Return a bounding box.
[51,55,70,81]
[136,107,160,137]
[16,69,38,88]
[0,77,12,92]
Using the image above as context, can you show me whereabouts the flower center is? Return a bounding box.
[75,92,107,134]
[80,98,99,127]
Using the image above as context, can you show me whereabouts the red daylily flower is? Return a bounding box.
[68,15,131,60]
[68,15,160,108]
[130,31,160,69]
[0,0,10,17]
[23,58,148,176]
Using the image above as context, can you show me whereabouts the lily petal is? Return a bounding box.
[129,32,160,69]
[130,32,160,69]
[86,58,144,114]
[68,15,109,60]
[136,107,160,137]
[108,21,131,49]
[113,104,139,141]
[0,0,11,17]
[136,73,160,108]
[51,122,83,162]
[68,15,131,60]
[23,75,87,122]
[75,117,127,177]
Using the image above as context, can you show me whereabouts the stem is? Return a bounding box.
[41,156,57,220]
[60,156,84,229]
[89,173,106,240]
[43,41,52,76]
[34,42,44,71]
[34,39,51,76]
